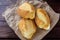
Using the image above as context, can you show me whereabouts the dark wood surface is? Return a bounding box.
[0,0,60,40]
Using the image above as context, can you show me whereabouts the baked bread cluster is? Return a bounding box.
[16,2,50,39]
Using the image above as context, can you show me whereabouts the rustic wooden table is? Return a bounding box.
[0,0,60,40]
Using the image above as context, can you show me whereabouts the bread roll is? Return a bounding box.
[35,8,50,30]
[18,18,36,39]
[16,2,35,19]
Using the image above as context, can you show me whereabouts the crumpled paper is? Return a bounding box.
[2,0,59,40]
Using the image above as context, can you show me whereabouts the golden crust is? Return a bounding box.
[16,2,35,19]
[35,8,50,30]
[16,8,29,18]
[18,18,36,39]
